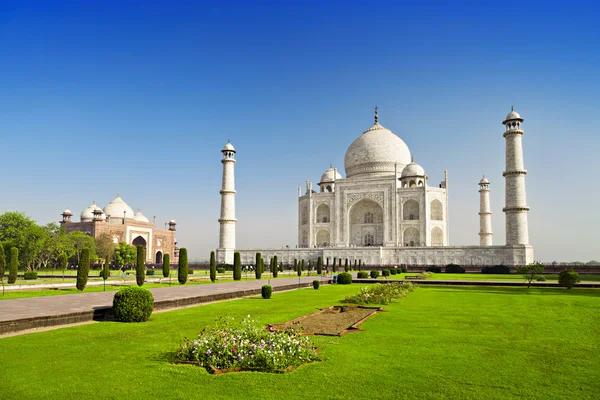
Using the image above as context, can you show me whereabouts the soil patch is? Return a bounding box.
[267,305,384,336]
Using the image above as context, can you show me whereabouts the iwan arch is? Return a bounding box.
[216,108,534,267]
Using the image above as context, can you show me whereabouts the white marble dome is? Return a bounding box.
[319,165,343,183]
[401,161,425,178]
[344,120,411,178]
[133,209,150,223]
[80,202,97,222]
[480,176,489,184]
[103,195,135,219]
[63,208,72,216]
[504,109,522,121]
[222,141,235,152]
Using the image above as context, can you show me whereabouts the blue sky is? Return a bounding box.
[1,1,598,262]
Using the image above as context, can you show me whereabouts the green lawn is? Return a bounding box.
[387,272,600,282]
[0,285,598,399]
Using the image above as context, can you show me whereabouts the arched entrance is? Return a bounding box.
[156,251,163,264]
[132,236,147,248]
[348,199,383,246]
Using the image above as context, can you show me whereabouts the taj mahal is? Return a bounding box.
[216,108,534,267]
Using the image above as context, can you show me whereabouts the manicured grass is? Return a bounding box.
[0,285,598,399]
[382,272,600,282]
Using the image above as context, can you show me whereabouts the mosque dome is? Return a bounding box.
[480,176,489,184]
[401,161,426,178]
[62,209,72,216]
[503,107,523,123]
[133,209,150,223]
[319,165,343,183]
[222,141,236,152]
[80,202,97,222]
[170,219,176,224]
[103,194,135,219]
[344,110,411,178]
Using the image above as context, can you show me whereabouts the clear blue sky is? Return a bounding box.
[1,1,598,262]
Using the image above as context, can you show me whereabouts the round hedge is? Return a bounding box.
[382,269,390,277]
[558,269,580,289]
[113,286,154,322]
[312,280,320,290]
[261,284,272,299]
[357,271,369,279]
[337,272,352,284]
[370,270,380,279]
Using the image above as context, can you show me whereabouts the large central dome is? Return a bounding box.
[344,113,411,178]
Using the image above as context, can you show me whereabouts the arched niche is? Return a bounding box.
[316,203,330,223]
[431,199,443,220]
[431,227,443,246]
[403,227,420,247]
[316,230,330,246]
[348,199,383,246]
[403,199,419,221]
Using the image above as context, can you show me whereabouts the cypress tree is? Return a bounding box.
[316,256,323,275]
[293,259,298,272]
[0,247,5,294]
[272,259,278,278]
[233,252,241,280]
[326,257,330,274]
[273,255,278,273]
[8,247,18,284]
[279,261,283,273]
[209,251,216,282]
[301,259,305,272]
[354,259,357,271]
[259,257,264,274]
[332,257,337,273]
[358,259,362,271]
[297,261,302,277]
[162,253,170,278]
[102,261,109,291]
[178,248,189,285]
[344,258,349,272]
[76,248,90,291]
[255,252,261,279]
[136,245,145,287]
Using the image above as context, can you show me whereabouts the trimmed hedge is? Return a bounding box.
[401,267,407,273]
[357,271,369,279]
[178,248,189,285]
[102,262,109,280]
[337,272,352,284]
[209,251,216,282]
[426,266,442,273]
[24,271,38,280]
[481,265,510,274]
[445,264,465,273]
[382,269,390,277]
[162,254,170,278]
[112,286,154,322]
[536,276,547,282]
[312,280,320,290]
[217,267,225,273]
[233,252,241,280]
[390,268,397,275]
[77,248,90,291]
[261,285,272,299]
[370,270,380,279]
[136,245,145,286]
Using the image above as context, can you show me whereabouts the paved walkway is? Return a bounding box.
[0,276,325,324]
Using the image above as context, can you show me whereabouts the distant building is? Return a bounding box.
[60,194,178,264]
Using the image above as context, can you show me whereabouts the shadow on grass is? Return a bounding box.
[428,285,600,298]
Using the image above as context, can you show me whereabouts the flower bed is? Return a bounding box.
[174,316,318,373]
[342,282,415,305]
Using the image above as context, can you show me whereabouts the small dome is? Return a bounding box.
[80,202,97,222]
[480,176,489,184]
[133,209,150,223]
[401,161,425,178]
[503,108,523,123]
[63,209,72,215]
[222,141,235,152]
[169,219,176,224]
[319,165,343,183]
[103,194,135,219]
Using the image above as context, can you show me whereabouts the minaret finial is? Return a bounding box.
[411,156,414,163]
[374,106,379,123]
[330,163,332,168]
[117,193,120,197]
[228,138,230,143]
[511,105,514,112]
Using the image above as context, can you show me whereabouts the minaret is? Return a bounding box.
[218,140,237,264]
[502,107,529,245]
[478,176,492,246]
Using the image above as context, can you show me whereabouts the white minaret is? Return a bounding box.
[478,176,492,246]
[218,140,237,264]
[502,107,530,245]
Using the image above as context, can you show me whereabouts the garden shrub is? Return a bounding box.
[261,285,272,299]
[357,271,369,279]
[313,280,320,290]
[102,262,109,280]
[24,271,38,280]
[175,316,318,372]
[162,253,170,278]
[370,270,380,279]
[8,247,19,284]
[233,252,241,281]
[188,269,194,274]
[337,272,352,284]
[136,245,145,286]
[209,251,216,282]
[178,248,189,285]
[0,248,5,284]
[558,269,580,289]
[536,276,546,282]
[390,268,397,275]
[255,253,262,279]
[77,248,90,291]
[426,266,442,273]
[112,286,154,322]
[316,256,322,275]
[445,264,465,273]
[382,269,390,277]
[344,259,349,272]
[481,265,510,274]
[343,282,415,305]
[217,267,225,273]
[401,267,407,273]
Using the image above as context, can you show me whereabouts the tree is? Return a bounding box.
[558,269,580,289]
[332,258,337,272]
[316,256,323,275]
[95,233,115,266]
[272,259,278,278]
[293,259,298,272]
[178,248,189,285]
[354,260,357,271]
[326,257,330,274]
[115,242,136,268]
[0,211,37,264]
[516,263,544,288]
[344,258,349,272]
[102,262,109,291]
[68,231,96,266]
[136,245,145,287]
[279,261,283,273]
[358,260,362,271]
[209,251,216,282]
[255,252,262,279]
[162,253,170,278]
[77,248,90,291]
[0,247,5,295]
[233,252,241,280]
[297,261,302,277]
[8,247,18,284]
[58,252,68,281]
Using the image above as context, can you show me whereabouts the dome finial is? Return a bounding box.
[374,106,379,123]
[511,105,514,112]
[117,192,120,197]
[330,163,332,168]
